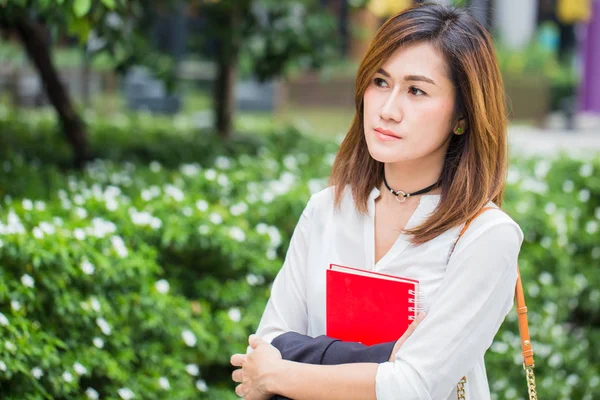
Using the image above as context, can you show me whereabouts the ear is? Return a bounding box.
[453,117,468,135]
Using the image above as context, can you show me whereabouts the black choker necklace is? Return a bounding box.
[382,174,439,203]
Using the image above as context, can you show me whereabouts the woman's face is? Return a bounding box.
[363,41,458,164]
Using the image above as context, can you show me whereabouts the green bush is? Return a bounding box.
[0,108,598,399]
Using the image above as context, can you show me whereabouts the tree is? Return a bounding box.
[196,0,349,139]
[0,0,173,168]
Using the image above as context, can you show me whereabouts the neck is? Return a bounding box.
[382,158,443,198]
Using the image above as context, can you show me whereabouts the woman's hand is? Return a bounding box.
[388,312,426,362]
[231,335,283,399]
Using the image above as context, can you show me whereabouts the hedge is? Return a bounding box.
[0,108,598,399]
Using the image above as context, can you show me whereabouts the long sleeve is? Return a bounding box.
[272,331,396,364]
[375,217,523,400]
[248,197,314,351]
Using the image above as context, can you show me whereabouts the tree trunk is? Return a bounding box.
[213,8,242,140]
[14,16,88,168]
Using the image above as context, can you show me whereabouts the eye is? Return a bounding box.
[373,77,388,88]
[409,86,427,96]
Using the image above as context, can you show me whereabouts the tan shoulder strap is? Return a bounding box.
[455,206,535,368]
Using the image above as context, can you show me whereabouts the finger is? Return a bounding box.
[230,353,246,367]
[235,383,245,397]
[248,334,263,349]
[232,368,243,383]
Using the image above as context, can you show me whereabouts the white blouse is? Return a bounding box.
[251,185,523,400]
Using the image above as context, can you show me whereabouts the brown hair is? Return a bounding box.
[329,2,507,244]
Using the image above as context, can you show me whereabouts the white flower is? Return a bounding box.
[165,184,184,202]
[62,371,73,383]
[215,156,231,170]
[283,155,298,170]
[90,297,101,312]
[196,199,209,212]
[39,222,55,235]
[118,387,135,400]
[181,163,200,177]
[182,329,197,347]
[246,274,261,286]
[539,271,553,285]
[5,341,15,352]
[198,225,210,235]
[22,199,33,210]
[73,194,85,206]
[579,189,591,203]
[150,161,162,172]
[74,228,87,241]
[31,367,43,379]
[185,364,200,376]
[544,202,557,215]
[155,279,170,294]
[196,379,208,392]
[21,274,35,288]
[96,317,112,335]
[182,207,192,217]
[230,202,248,216]
[81,259,95,275]
[0,361,6,372]
[74,362,87,375]
[85,387,99,400]
[228,307,242,322]
[256,223,268,234]
[75,207,88,219]
[35,200,46,211]
[10,300,20,311]
[158,376,171,390]
[111,236,128,258]
[261,191,275,203]
[586,221,598,235]
[204,169,217,181]
[562,180,574,193]
[534,160,551,179]
[209,213,222,225]
[0,313,8,326]
[33,227,44,239]
[266,248,277,260]
[579,163,593,177]
[540,237,552,249]
[89,218,117,238]
[217,174,229,187]
[229,227,246,242]
[93,337,104,348]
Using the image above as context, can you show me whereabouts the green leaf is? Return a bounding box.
[100,0,116,9]
[73,0,92,17]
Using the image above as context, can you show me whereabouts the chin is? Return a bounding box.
[365,136,408,164]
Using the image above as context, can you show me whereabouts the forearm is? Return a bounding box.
[271,360,379,400]
[272,332,395,365]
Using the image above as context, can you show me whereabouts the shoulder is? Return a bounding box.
[305,184,352,214]
[453,202,524,256]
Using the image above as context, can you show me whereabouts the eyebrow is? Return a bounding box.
[376,68,437,85]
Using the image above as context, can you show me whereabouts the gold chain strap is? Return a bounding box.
[524,364,538,400]
[456,376,466,399]
[456,366,538,400]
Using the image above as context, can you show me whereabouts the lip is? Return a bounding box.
[374,127,402,141]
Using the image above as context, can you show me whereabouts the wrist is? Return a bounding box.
[266,359,291,394]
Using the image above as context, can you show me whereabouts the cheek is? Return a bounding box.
[363,88,379,118]
[414,101,454,136]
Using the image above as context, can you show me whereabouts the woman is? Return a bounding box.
[230,3,523,399]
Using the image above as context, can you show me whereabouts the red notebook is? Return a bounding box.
[326,263,419,346]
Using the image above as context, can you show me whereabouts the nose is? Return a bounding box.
[379,89,403,123]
